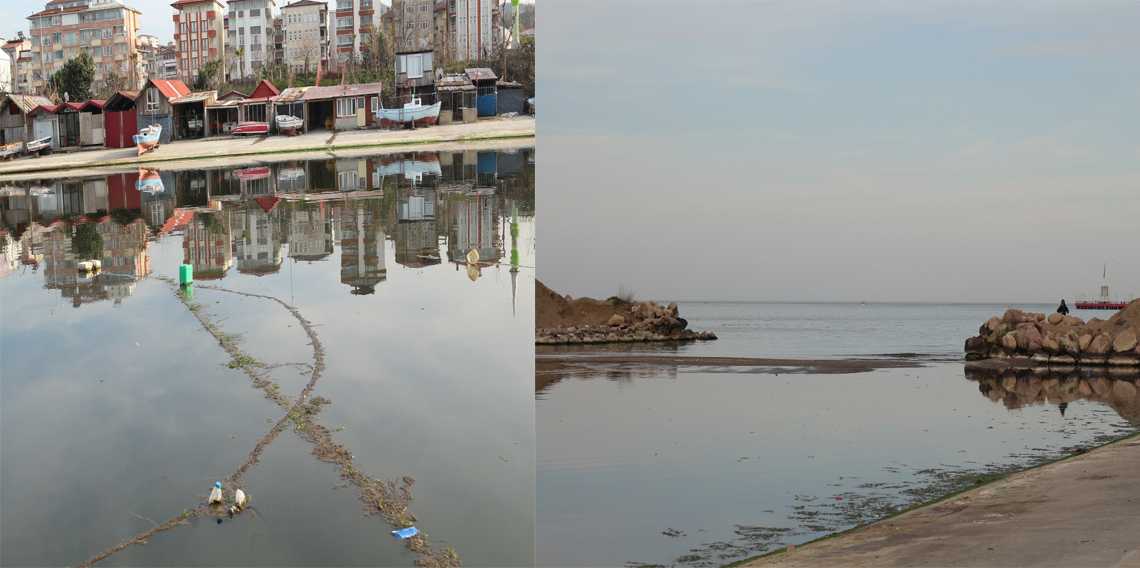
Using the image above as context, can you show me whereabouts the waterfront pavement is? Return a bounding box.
[747,435,1140,567]
[0,115,534,178]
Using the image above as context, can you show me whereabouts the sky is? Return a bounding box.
[539,1,1140,304]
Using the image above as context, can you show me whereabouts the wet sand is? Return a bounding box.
[0,116,534,179]
[744,434,1140,567]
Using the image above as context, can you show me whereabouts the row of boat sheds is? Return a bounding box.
[0,68,524,150]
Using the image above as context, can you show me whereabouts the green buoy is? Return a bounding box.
[179,264,193,286]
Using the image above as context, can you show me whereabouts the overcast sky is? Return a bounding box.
[539,1,1139,304]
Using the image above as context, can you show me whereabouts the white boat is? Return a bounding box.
[275,114,302,134]
[26,136,52,155]
[376,98,441,128]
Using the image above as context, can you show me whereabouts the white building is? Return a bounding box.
[280,0,327,73]
[451,0,492,61]
[0,49,12,93]
[226,0,277,79]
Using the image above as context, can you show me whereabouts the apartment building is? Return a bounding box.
[135,33,159,79]
[449,0,493,61]
[226,0,277,79]
[26,0,144,93]
[172,0,224,82]
[390,0,435,52]
[156,42,179,79]
[2,35,33,94]
[332,0,376,68]
[280,0,327,73]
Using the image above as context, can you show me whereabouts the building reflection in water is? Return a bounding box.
[0,147,534,304]
[965,366,1140,423]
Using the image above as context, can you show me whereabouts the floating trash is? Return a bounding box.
[208,481,223,504]
[392,527,419,539]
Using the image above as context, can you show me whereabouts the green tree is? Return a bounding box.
[71,222,104,261]
[50,51,96,102]
[194,58,223,91]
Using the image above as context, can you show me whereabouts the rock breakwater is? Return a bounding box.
[964,299,1140,367]
[535,280,716,345]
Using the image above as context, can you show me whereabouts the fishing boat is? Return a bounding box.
[186,118,203,130]
[0,186,26,197]
[26,136,52,155]
[135,168,165,193]
[376,98,441,128]
[0,140,24,160]
[134,124,162,156]
[233,121,269,136]
[275,114,302,135]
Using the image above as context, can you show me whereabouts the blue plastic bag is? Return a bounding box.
[392,527,419,539]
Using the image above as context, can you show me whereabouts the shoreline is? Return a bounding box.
[737,431,1140,567]
[537,354,923,374]
[0,116,534,179]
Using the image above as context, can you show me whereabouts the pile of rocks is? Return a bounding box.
[964,301,1140,367]
[536,300,717,345]
[965,366,1139,421]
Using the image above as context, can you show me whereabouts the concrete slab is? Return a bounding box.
[746,435,1140,567]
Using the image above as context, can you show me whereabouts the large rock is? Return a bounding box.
[1113,330,1138,353]
[605,314,626,327]
[1059,331,1081,356]
[1041,337,1061,354]
[1078,334,1092,352]
[667,302,679,316]
[1087,333,1112,355]
[1113,380,1138,399]
[1062,315,1084,326]
[1047,313,1064,325]
[965,336,989,355]
[1001,333,1018,351]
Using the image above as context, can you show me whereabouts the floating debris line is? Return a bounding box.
[77,280,459,568]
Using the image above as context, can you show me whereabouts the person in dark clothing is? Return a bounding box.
[1057,299,1069,315]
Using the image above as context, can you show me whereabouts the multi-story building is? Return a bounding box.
[156,41,179,79]
[226,0,276,79]
[280,0,326,73]
[172,0,224,83]
[331,0,375,68]
[272,16,284,66]
[447,0,495,61]
[16,51,36,94]
[2,34,33,93]
[26,0,144,93]
[135,33,159,79]
[392,0,435,53]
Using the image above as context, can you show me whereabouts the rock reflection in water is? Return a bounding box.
[965,365,1140,422]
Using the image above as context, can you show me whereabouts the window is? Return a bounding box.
[251,16,261,26]
[181,23,187,34]
[54,49,63,61]
[42,36,51,46]
[405,37,413,48]
[337,97,356,116]
[406,21,414,30]
[405,4,413,13]
[420,2,428,12]
[239,35,244,45]
[191,21,197,32]
[104,45,113,56]
[338,17,352,30]
[192,56,198,69]
[337,1,351,10]
[420,20,428,30]
[338,170,360,189]
[181,41,187,51]
[337,35,351,45]
[103,29,112,39]
[371,96,378,113]
[360,14,372,26]
[192,40,198,51]
[43,51,53,63]
[52,15,61,25]
[53,33,62,44]
[147,87,160,111]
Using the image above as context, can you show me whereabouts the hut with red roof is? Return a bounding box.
[135,79,190,144]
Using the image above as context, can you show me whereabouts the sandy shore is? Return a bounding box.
[743,434,1140,567]
[0,115,534,179]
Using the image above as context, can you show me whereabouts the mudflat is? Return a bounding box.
[746,434,1140,568]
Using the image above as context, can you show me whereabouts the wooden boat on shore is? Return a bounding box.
[26,136,52,156]
[134,124,161,156]
[233,121,269,136]
[275,115,302,135]
[0,140,24,160]
[376,98,441,128]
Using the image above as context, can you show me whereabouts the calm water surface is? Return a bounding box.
[1,147,535,567]
[536,301,1140,567]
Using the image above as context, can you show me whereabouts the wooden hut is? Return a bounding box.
[300,82,385,131]
[395,50,436,106]
[103,91,140,149]
[0,94,53,145]
[136,79,191,144]
[28,105,60,148]
[170,91,216,139]
[77,100,106,146]
[436,74,476,125]
[496,81,523,115]
[465,68,498,117]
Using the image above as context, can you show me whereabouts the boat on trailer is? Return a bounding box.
[376,98,441,128]
[233,121,269,136]
[275,115,302,135]
[0,140,24,160]
[134,124,161,156]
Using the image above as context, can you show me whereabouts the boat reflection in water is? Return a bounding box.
[0,147,534,301]
[965,365,1140,422]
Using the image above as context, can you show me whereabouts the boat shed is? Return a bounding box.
[28,105,60,148]
[274,87,310,133]
[205,99,241,134]
[76,100,106,146]
[0,94,54,145]
[395,50,436,105]
[103,91,140,149]
[218,90,249,102]
[496,81,523,115]
[436,73,476,125]
[136,79,191,144]
[170,91,216,139]
[54,102,87,148]
[465,68,498,117]
[301,82,385,131]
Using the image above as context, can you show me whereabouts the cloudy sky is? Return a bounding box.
[539,1,1140,304]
